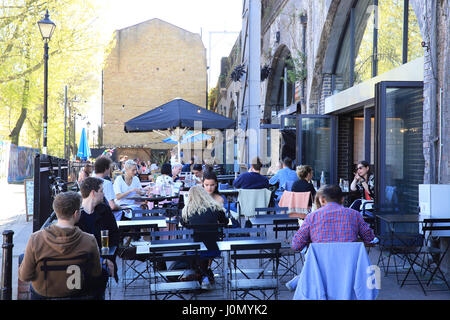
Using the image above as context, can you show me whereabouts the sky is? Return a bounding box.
[83,0,243,135]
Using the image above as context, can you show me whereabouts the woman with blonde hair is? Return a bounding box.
[292,165,316,207]
[181,185,228,289]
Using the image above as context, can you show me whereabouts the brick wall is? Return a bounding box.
[102,19,207,149]
[337,116,353,182]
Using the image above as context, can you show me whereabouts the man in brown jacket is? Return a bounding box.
[19,191,103,299]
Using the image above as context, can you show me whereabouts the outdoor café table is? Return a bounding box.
[117,218,167,229]
[134,238,282,292]
[250,213,302,227]
[376,214,430,287]
[250,214,302,238]
[128,195,179,203]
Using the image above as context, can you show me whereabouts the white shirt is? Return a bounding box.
[113,175,141,206]
[98,177,115,202]
[155,174,173,186]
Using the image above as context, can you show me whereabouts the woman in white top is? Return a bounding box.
[113,160,144,207]
[155,163,174,186]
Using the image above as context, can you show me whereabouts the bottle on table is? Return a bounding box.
[320,171,326,187]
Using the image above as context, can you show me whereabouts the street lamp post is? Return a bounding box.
[37,10,56,155]
[86,121,91,144]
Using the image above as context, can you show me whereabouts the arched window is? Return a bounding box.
[334,0,422,91]
[264,45,294,121]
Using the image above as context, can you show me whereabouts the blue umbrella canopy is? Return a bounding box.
[124,98,235,132]
[77,128,91,160]
[162,131,211,144]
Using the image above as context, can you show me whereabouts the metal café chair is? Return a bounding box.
[273,219,303,279]
[149,244,202,300]
[399,218,450,295]
[227,242,281,300]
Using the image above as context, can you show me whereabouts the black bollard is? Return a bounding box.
[1,230,14,300]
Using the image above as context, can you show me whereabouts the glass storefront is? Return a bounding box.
[376,82,424,214]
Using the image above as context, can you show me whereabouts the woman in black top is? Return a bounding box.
[291,165,316,207]
[181,185,228,289]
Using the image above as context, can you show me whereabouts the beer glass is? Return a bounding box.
[101,230,109,254]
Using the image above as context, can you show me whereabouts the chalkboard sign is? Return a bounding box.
[24,179,34,222]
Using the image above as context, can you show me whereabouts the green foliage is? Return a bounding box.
[355,0,423,84]
[0,0,113,158]
[208,87,219,110]
[285,50,307,84]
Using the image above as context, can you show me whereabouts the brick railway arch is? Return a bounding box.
[309,0,425,114]
[263,44,293,121]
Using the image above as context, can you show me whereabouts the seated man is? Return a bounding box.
[232,157,269,190]
[77,177,120,283]
[269,157,299,199]
[94,156,122,212]
[182,157,195,173]
[291,184,375,253]
[19,192,103,299]
[172,163,183,182]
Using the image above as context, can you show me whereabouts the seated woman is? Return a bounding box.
[181,185,229,290]
[291,165,316,207]
[350,160,375,213]
[202,171,225,206]
[155,162,174,186]
[78,163,92,184]
[113,160,145,208]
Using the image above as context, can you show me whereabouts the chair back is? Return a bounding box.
[293,242,378,300]
[38,253,94,299]
[278,191,311,214]
[273,219,300,241]
[223,227,266,240]
[150,229,194,244]
[185,223,226,251]
[422,218,450,237]
[255,207,288,216]
[237,189,272,218]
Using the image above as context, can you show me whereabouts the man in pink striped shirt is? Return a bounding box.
[291,184,375,252]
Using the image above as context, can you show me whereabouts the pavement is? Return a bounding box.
[1,179,449,300]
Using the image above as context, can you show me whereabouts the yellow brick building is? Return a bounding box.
[102,18,207,158]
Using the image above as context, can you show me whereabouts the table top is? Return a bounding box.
[100,246,117,259]
[128,195,179,202]
[376,214,431,224]
[134,238,282,254]
[219,189,239,194]
[117,219,167,228]
[250,214,300,226]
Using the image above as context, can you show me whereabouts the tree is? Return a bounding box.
[0,0,114,157]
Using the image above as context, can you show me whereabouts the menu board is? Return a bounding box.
[24,179,34,221]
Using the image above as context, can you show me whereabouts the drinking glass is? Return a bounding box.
[101,230,109,254]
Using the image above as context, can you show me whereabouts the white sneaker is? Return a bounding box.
[201,277,211,290]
